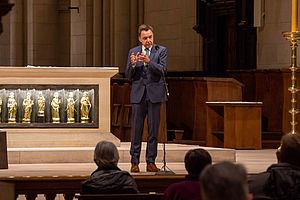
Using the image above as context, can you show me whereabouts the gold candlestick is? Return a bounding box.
[283,31,300,134]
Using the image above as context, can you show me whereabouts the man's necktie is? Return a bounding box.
[145,48,150,57]
[144,48,150,72]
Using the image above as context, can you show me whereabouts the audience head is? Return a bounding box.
[200,161,252,200]
[276,133,300,167]
[184,148,212,177]
[93,140,119,169]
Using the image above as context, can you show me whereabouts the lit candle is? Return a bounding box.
[292,0,298,32]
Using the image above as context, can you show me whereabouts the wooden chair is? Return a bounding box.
[75,192,164,200]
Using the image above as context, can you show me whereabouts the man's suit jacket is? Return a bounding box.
[125,44,168,104]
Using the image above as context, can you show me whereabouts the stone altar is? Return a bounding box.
[0,66,120,148]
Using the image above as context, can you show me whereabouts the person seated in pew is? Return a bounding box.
[248,133,300,200]
[200,161,253,200]
[163,148,212,200]
[81,140,139,194]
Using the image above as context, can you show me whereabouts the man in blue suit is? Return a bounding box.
[125,24,168,173]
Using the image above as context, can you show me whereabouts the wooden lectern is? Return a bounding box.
[167,77,244,143]
[206,101,262,149]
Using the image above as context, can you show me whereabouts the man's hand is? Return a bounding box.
[138,53,150,64]
[130,52,140,66]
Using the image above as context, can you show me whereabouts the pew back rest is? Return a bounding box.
[75,192,164,200]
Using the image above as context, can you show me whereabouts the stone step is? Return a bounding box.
[7,142,236,164]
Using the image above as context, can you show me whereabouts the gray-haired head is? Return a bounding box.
[94,140,119,169]
[200,161,250,200]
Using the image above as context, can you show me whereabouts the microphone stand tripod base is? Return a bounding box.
[155,164,175,175]
[155,169,175,175]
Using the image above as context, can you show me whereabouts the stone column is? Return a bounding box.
[0,0,14,65]
[70,0,94,66]
[113,0,144,72]
[26,0,59,66]
[9,0,24,66]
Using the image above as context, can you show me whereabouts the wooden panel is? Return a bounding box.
[0,131,8,169]
[206,105,224,147]
[255,71,284,133]
[205,78,243,101]
[167,79,196,140]
[193,80,208,141]
[167,77,243,142]
[76,193,164,200]
[228,70,284,133]
[224,105,261,149]
[228,71,256,101]
[111,83,127,139]
[228,70,284,148]
[206,102,262,149]
[110,83,166,143]
[0,181,14,200]
[143,103,167,143]
[120,83,132,141]
[7,175,185,199]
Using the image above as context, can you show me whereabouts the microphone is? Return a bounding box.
[162,68,169,98]
[165,82,170,98]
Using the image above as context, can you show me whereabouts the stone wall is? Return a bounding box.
[4,0,295,71]
[0,0,201,72]
[256,0,292,69]
[144,0,202,71]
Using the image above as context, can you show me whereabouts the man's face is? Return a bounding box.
[139,29,153,49]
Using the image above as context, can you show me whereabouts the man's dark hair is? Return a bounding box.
[138,24,154,36]
[277,133,300,167]
[184,148,212,177]
[200,161,249,200]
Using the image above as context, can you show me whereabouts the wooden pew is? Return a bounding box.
[4,174,184,200]
[75,193,164,200]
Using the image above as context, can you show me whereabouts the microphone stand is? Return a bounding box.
[156,138,175,175]
[156,75,175,175]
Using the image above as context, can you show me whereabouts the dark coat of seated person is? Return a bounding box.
[163,148,212,200]
[81,140,139,194]
[248,133,300,200]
